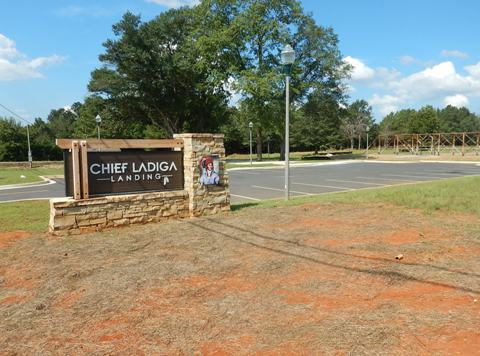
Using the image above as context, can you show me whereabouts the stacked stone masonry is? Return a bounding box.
[49,190,189,235]
[49,133,230,235]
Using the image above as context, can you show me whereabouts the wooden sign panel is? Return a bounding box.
[65,150,183,196]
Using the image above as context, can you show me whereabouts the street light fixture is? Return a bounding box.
[248,121,253,166]
[281,44,295,201]
[95,114,102,140]
[366,125,370,159]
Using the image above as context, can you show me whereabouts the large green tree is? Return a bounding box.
[408,105,439,134]
[88,8,229,137]
[438,105,480,132]
[292,90,344,152]
[193,0,350,159]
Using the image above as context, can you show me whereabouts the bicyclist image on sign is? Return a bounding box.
[199,155,220,185]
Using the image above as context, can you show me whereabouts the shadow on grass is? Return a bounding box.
[231,202,260,211]
[188,218,480,295]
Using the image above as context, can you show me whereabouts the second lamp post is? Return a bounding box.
[95,114,102,140]
[281,44,295,200]
[249,121,253,165]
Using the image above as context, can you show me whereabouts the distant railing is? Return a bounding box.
[375,132,480,156]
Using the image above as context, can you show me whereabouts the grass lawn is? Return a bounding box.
[227,150,361,161]
[234,175,480,216]
[2,175,478,234]
[0,166,64,185]
[0,200,50,233]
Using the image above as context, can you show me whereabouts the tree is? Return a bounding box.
[0,118,27,161]
[88,9,229,137]
[292,90,343,152]
[408,105,439,133]
[47,108,77,139]
[342,100,373,149]
[30,118,61,160]
[196,0,350,160]
[438,105,480,132]
[73,96,145,139]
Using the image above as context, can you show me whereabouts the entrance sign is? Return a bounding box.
[58,139,184,199]
[50,134,230,235]
[65,150,183,196]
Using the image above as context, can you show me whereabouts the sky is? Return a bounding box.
[1,0,480,124]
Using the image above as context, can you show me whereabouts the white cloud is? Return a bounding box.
[399,55,417,65]
[369,94,402,116]
[343,56,375,81]
[146,0,199,8]
[443,94,469,108]
[441,49,468,59]
[465,62,480,78]
[390,61,480,100]
[0,34,64,81]
[0,34,21,60]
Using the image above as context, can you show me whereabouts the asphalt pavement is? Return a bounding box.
[228,161,480,203]
[0,161,479,203]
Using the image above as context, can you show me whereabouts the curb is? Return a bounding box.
[0,176,56,191]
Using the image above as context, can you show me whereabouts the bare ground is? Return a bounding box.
[0,202,479,355]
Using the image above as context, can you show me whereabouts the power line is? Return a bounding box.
[0,102,31,125]
[0,102,33,167]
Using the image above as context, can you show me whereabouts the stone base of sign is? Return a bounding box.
[174,133,230,217]
[49,133,230,235]
[49,190,190,235]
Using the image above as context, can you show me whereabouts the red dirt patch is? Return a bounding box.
[0,231,30,249]
[0,202,479,354]
[52,289,86,309]
[0,295,28,305]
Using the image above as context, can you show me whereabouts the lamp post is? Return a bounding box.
[95,114,101,140]
[366,125,370,159]
[249,121,253,165]
[281,44,295,200]
[26,125,32,168]
[267,135,270,158]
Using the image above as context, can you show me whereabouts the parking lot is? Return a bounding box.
[1,161,479,204]
[228,161,480,203]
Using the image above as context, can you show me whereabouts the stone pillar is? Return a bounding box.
[174,133,230,217]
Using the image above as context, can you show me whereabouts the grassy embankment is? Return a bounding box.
[0,166,64,185]
[235,175,480,215]
[1,175,479,234]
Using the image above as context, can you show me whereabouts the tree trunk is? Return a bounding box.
[358,134,361,150]
[256,127,263,161]
[350,138,354,150]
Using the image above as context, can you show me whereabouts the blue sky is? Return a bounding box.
[1,0,480,124]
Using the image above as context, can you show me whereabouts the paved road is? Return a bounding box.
[0,161,479,203]
[0,178,66,203]
[228,161,480,204]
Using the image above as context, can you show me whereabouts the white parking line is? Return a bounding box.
[229,171,259,175]
[356,176,416,182]
[230,193,261,201]
[414,171,465,176]
[325,179,387,186]
[381,173,446,179]
[252,185,314,195]
[292,182,354,190]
